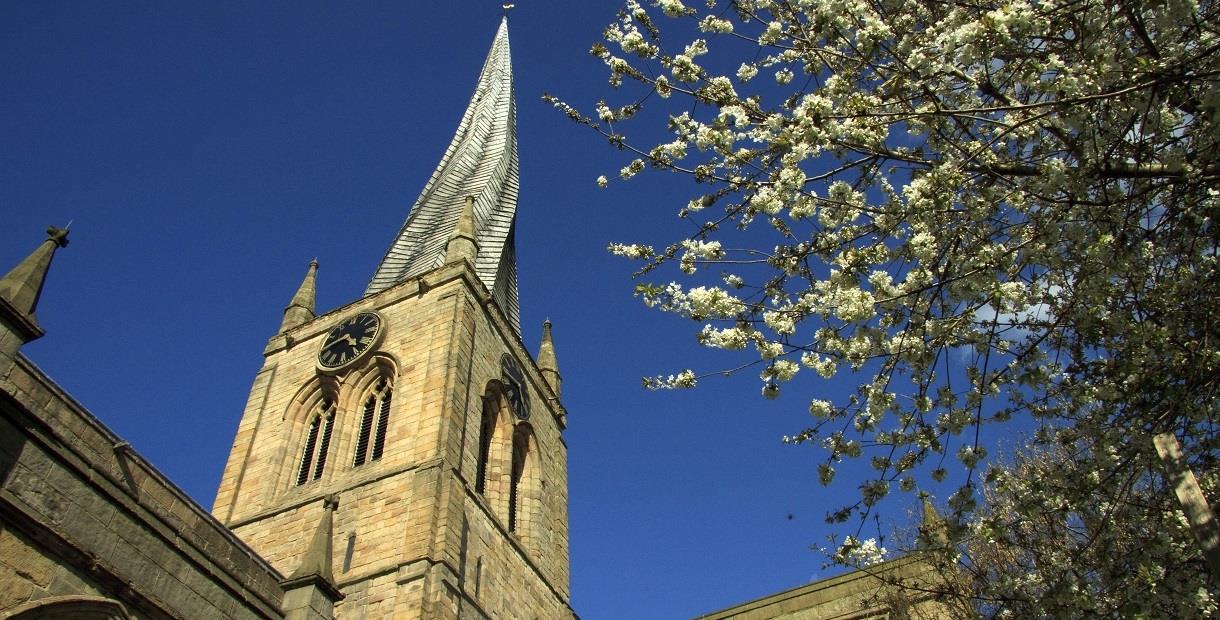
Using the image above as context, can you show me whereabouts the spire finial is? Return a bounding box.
[537,319,562,399]
[279,259,318,334]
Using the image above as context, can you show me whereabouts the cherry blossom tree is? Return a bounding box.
[548,0,1218,613]
[955,446,1217,617]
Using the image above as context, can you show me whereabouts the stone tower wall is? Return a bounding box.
[212,261,573,619]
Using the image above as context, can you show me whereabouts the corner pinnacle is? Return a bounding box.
[445,195,479,264]
[918,495,950,548]
[537,319,562,399]
[0,226,70,341]
[279,259,318,334]
[288,494,340,583]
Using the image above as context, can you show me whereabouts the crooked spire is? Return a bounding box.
[366,17,521,333]
[279,259,318,334]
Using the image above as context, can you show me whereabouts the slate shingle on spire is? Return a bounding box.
[366,17,522,333]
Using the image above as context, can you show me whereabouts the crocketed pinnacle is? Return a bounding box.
[366,17,521,333]
[537,319,561,398]
[279,259,318,334]
[0,226,70,328]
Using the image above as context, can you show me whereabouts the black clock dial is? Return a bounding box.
[501,354,530,420]
[318,312,382,370]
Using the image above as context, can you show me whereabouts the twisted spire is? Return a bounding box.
[366,17,521,333]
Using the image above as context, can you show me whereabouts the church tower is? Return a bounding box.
[212,18,574,619]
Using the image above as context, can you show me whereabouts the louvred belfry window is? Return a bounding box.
[354,377,392,466]
[476,396,497,494]
[297,398,336,485]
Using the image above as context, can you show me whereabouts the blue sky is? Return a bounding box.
[1,2,937,617]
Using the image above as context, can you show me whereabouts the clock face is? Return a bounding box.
[500,354,530,420]
[317,312,382,371]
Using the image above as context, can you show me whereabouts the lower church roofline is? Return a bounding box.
[1,354,287,618]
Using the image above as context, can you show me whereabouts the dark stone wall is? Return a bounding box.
[0,355,287,618]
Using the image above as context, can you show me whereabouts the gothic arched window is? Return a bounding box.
[353,376,392,466]
[476,384,514,523]
[296,398,336,485]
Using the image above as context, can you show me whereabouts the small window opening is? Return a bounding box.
[371,387,392,460]
[343,533,356,572]
[474,557,484,599]
[296,418,319,485]
[476,395,497,494]
[296,399,335,485]
[312,410,334,480]
[354,377,391,467]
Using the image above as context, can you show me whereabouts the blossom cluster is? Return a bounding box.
[833,536,888,567]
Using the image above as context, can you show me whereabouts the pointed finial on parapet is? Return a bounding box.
[289,494,339,582]
[537,319,562,399]
[0,226,69,320]
[0,226,70,353]
[445,196,480,265]
[281,495,343,619]
[918,495,951,548]
[279,259,318,334]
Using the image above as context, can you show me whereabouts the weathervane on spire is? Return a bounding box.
[502,3,515,14]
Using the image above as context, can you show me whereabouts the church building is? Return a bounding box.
[1,16,573,620]
[210,15,574,619]
[0,15,950,620]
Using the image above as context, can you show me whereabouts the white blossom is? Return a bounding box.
[736,62,758,82]
[700,324,751,349]
[607,243,653,259]
[835,536,887,567]
[654,0,689,17]
[644,369,698,389]
[698,15,733,33]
